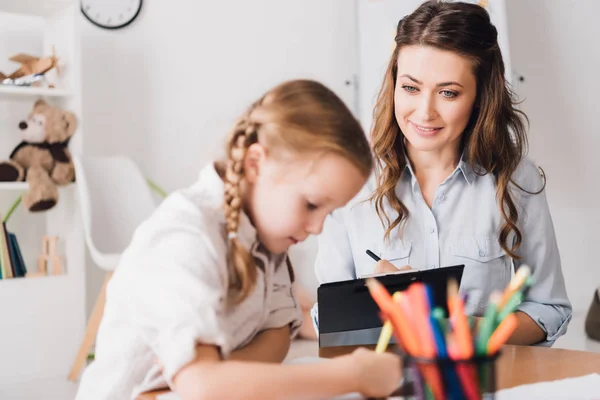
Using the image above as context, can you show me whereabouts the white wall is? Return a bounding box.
[80,0,600,318]
[81,0,358,313]
[506,0,600,313]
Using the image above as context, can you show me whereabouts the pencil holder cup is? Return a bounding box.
[398,351,501,400]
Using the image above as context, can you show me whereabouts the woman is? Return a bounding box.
[314,0,571,347]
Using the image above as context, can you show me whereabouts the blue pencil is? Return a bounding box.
[431,310,464,400]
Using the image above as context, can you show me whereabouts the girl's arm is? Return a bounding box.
[228,326,291,363]
[173,345,401,400]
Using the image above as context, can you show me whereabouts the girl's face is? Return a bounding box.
[394,45,478,155]
[243,147,366,255]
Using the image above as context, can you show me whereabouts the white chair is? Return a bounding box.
[68,155,159,380]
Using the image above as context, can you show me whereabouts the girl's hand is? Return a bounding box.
[349,347,402,398]
[373,260,412,275]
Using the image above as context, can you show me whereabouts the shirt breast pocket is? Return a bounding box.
[451,236,511,314]
[381,241,412,269]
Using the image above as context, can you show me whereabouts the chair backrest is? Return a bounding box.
[73,155,157,270]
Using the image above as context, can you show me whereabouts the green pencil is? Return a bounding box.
[497,291,524,323]
[476,292,501,355]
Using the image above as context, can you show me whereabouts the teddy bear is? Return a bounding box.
[0,99,77,212]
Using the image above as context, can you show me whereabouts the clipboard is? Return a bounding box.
[317,264,464,347]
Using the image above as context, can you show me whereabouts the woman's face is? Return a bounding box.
[394,45,478,155]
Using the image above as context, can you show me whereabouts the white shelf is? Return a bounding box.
[0,273,66,286]
[0,0,85,387]
[0,85,71,98]
[0,182,75,192]
[0,182,27,191]
[0,0,72,17]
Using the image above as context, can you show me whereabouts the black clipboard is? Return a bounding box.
[317,265,464,346]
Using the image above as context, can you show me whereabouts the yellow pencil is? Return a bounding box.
[499,265,531,309]
[376,321,394,353]
[375,292,402,353]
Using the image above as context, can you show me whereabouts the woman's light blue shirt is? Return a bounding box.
[314,157,571,346]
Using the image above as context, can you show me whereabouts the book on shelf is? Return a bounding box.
[8,233,27,277]
[0,216,11,279]
[3,223,17,278]
[0,216,28,279]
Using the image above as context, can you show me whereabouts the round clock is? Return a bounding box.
[81,0,143,30]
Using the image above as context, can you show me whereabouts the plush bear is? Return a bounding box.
[0,99,77,212]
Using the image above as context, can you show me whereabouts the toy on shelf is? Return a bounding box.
[0,99,77,212]
[0,46,61,88]
[27,235,63,278]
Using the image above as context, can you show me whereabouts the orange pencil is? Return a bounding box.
[407,283,446,400]
[448,280,479,399]
[407,283,436,357]
[447,280,473,358]
[366,279,421,355]
[447,279,460,315]
[487,313,518,354]
[376,292,404,353]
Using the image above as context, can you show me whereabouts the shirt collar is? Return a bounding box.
[402,149,475,186]
[457,151,475,185]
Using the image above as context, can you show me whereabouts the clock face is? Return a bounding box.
[81,0,143,30]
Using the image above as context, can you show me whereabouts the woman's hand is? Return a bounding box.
[373,260,413,275]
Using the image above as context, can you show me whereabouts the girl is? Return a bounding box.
[315,0,571,347]
[76,80,401,400]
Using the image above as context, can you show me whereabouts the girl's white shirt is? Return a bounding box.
[76,164,302,400]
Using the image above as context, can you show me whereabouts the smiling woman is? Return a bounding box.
[314,0,571,349]
[394,45,477,190]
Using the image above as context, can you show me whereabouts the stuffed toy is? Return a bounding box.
[0,99,77,212]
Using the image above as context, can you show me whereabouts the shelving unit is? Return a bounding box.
[0,182,74,191]
[0,85,71,98]
[0,0,73,18]
[0,0,85,391]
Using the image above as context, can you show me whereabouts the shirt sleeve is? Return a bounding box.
[119,203,231,385]
[512,159,572,346]
[261,258,303,338]
[314,209,357,284]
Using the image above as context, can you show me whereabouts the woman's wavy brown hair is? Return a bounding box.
[221,79,372,303]
[370,0,542,258]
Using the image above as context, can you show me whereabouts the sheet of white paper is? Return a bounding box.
[156,357,386,400]
[157,393,180,400]
[360,269,419,279]
[284,356,325,364]
[496,374,600,400]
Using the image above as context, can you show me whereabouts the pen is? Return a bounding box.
[366,249,381,262]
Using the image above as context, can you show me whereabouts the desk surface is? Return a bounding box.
[137,344,600,399]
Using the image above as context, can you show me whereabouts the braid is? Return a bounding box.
[224,115,259,303]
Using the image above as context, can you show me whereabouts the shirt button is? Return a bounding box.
[429,227,435,234]
[438,194,446,202]
[479,250,486,257]
[430,264,436,269]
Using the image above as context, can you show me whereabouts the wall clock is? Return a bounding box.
[81,0,143,30]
